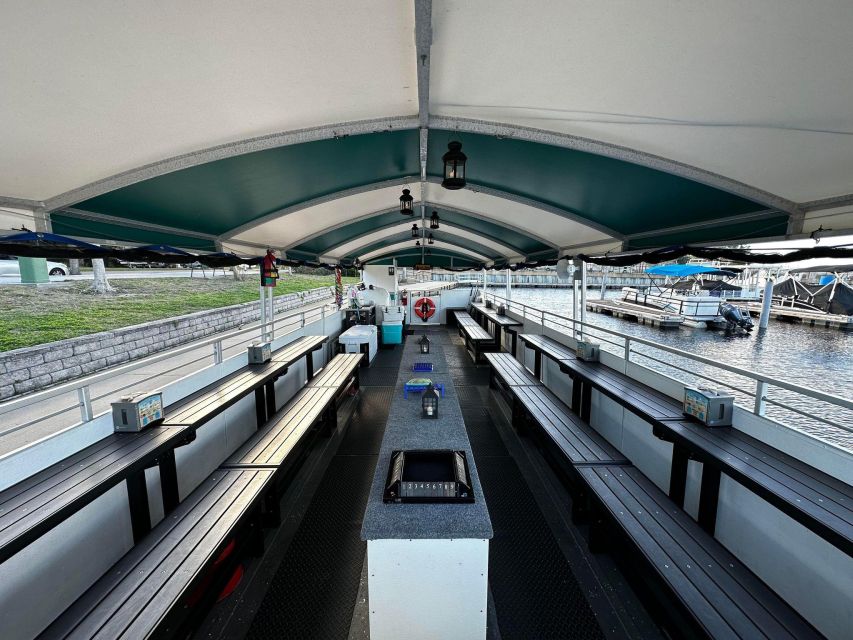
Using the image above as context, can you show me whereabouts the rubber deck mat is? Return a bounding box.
[359,344,403,387]
[246,386,391,640]
[453,330,605,640]
[450,366,492,387]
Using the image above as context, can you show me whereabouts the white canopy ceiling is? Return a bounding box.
[2,0,853,247]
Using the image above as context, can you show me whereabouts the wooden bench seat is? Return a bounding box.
[559,356,684,424]
[578,465,821,640]
[455,311,495,362]
[484,352,542,387]
[307,353,363,390]
[162,335,325,431]
[0,426,193,563]
[471,302,522,353]
[513,385,628,467]
[39,468,274,640]
[656,420,853,553]
[518,333,576,378]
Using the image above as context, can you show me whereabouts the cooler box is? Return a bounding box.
[339,324,378,364]
[382,305,405,323]
[381,322,403,345]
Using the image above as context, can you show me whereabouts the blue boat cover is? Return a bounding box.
[645,264,738,277]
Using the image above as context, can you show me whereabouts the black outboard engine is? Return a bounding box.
[719,302,754,331]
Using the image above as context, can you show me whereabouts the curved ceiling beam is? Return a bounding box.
[44,116,420,213]
[362,247,483,266]
[430,116,800,215]
[425,177,626,241]
[358,240,490,263]
[424,202,560,250]
[323,220,519,261]
[348,231,500,262]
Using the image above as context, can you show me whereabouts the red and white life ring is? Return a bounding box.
[414,297,436,321]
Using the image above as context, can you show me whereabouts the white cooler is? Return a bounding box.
[339,325,378,364]
[381,305,405,323]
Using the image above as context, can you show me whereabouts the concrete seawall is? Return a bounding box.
[0,286,333,399]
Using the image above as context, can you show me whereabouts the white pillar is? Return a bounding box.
[580,261,588,339]
[482,267,487,300]
[759,277,774,330]
[259,285,267,341]
[268,287,275,340]
[505,267,511,301]
[600,268,607,299]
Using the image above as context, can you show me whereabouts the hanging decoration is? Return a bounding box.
[399,188,414,215]
[441,141,467,190]
[261,249,279,287]
[411,224,419,238]
[427,233,434,245]
[334,266,343,307]
[430,211,440,229]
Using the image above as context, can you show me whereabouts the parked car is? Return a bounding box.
[0,255,69,277]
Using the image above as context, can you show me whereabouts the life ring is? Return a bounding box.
[414,297,436,321]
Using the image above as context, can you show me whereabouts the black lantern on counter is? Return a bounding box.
[422,383,439,418]
[430,210,440,229]
[427,233,434,245]
[411,223,419,238]
[442,141,467,190]
[400,188,414,215]
[418,334,431,354]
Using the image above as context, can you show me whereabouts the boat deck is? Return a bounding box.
[196,327,662,639]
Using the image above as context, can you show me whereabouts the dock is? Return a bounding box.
[744,303,853,331]
[585,299,684,328]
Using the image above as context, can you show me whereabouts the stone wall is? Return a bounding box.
[0,286,334,400]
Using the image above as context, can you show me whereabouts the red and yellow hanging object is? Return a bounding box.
[261,249,279,287]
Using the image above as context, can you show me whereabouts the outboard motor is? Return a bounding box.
[719,302,754,331]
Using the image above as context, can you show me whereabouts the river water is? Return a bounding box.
[494,287,853,451]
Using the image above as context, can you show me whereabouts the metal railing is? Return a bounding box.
[482,291,853,443]
[0,291,339,442]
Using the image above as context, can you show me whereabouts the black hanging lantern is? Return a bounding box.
[422,383,439,419]
[399,188,414,215]
[441,141,467,190]
[418,334,431,354]
[427,233,434,245]
[411,223,419,238]
[415,240,421,248]
[426,248,432,256]
[430,210,440,229]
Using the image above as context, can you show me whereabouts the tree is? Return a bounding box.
[69,259,81,275]
[89,258,114,294]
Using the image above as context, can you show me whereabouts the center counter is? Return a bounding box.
[361,331,492,640]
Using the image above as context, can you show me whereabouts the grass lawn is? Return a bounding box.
[0,274,356,352]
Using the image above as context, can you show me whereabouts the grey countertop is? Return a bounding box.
[361,333,493,540]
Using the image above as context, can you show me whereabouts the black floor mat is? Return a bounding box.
[453,329,605,640]
[246,386,391,640]
[450,366,492,387]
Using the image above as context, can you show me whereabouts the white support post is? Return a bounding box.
[482,267,487,301]
[259,285,267,341]
[759,277,774,330]
[77,387,93,423]
[580,260,588,340]
[505,267,511,301]
[754,380,768,416]
[600,268,607,299]
[267,287,275,340]
[571,259,580,339]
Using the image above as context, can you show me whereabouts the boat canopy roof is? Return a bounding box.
[1,2,852,266]
[645,265,740,278]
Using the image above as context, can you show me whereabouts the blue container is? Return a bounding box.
[382,322,403,344]
[819,275,836,286]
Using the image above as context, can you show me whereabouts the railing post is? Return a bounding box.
[624,337,631,362]
[754,380,768,416]
[213,340,223,364]
[301,312,305,328]
[77,386,93,423]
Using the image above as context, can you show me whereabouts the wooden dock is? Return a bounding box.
[744,303,853,331]
[586,299,684,328]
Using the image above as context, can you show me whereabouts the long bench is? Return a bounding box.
[471,302,522,354]
[39,468,274,640]
[521,334,853,557]
[579,465,822,639]
[162,334,326,430]
[454,311,495,362]
[39,352,359,639]
[0,426,194,563]
[655,419,853,554]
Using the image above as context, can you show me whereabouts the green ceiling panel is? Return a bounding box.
[76,130,420,236]
[291,206,551,258]
[427,131,766,236]
[624,214,789,250]
[50,214,216,250]
[345,230,500,261]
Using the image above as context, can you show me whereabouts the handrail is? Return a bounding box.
[483,291,853,417]
[0,288,337,417]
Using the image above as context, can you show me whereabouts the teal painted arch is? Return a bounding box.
[344,230,499,262]
[364,249,483,269]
